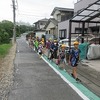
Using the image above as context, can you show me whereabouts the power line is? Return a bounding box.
[17,13,50,18]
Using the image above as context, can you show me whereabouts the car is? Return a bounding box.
[58,38,76,48]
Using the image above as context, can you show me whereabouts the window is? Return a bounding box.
[59,29,66,39]
[61,12,74,21]
[40,22,43,25]
[75,28,87,34]
[49,30,50,34]
[57,14,61,22]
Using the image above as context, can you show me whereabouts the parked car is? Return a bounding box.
[58,38,76,48]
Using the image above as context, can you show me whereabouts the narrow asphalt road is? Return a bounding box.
[8,35,83,100]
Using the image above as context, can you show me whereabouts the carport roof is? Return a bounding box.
[71,0,100,22]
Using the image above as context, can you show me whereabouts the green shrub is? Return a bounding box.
[0,44,12,58]
[0,32,10,44]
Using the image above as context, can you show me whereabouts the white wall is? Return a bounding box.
[53,10,61,21]
[58,20,69,38]
[46,22,55,30]
[36,31,45,38]
[40,25,45,29]
[58,20,89,38]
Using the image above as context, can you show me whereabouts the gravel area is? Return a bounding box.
[0,44,16,100]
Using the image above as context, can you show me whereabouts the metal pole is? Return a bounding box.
[12,0,16,43]
[69,20,72,48]
[81,22,85,43]
[99,26,100,45]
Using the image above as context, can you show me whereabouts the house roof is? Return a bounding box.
[44,18,58,29]
[34,18,48,24]
[71,0,100,22]
[39,18,48,22]
[51,7,74,16]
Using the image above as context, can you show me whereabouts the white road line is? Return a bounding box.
[42,56,89,100]
[17,50,19,53]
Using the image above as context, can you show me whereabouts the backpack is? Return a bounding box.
[70,49,80,60]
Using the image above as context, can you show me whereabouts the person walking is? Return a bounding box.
[69,41,81,81]
[59,44,66,70]
[49,42,54,61]
[34,39,39,52]
[28,35,33,50]
[38,42,43,58]
[56,44,66,70]
[46,39,51,59]
[53,42,58,59]
[49,42,58,61]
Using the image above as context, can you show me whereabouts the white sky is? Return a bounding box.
[0,0,77,25]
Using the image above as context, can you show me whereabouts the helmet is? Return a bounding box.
[61,44,66,48]
[54,40,57,42]
[73,41,79,45]
[41,41,43,44]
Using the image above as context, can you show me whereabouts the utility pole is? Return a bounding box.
[12,0,16,43]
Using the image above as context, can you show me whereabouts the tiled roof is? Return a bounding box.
[51,7,74,16]
[39,18,48,22]
[34,18,48,24]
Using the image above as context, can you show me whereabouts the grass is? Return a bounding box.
[0,44,12,58]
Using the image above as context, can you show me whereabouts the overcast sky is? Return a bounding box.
[0,0,77,25]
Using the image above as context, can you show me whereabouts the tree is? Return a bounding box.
[0,20,34,44]
[0,20,13,37]
[0,31,10,43]
[0,20,13,44]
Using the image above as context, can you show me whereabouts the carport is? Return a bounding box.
[69,0,100,47]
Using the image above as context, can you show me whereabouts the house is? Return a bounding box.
[73,0,100,33]
[45,18,58,40]
[34,18,48,38]
[51,7,74,22]
[54,7,74,39]
[45,7,74,40]
[69,0,100,44]
[58,0,100,43]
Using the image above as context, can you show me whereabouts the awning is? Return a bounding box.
[71,0,100,22]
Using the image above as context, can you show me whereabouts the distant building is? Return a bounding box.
[45,18,58,40]
[34,18,48,38]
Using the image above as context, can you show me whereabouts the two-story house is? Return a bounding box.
[56,8,74,39]
[45,7,74,40]
[45,18,58,40]
[34,18,48,38]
